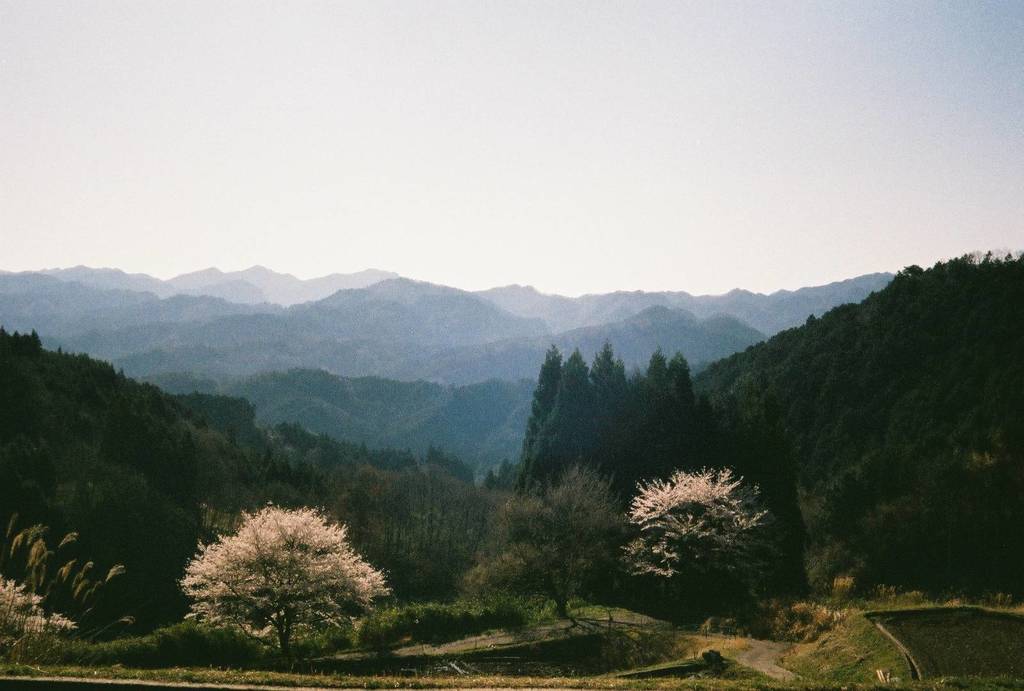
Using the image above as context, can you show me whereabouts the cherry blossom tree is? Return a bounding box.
[623,468,773,584]
[181,506,388,655]
[0,578,75,655]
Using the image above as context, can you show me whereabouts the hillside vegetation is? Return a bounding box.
[160,369,534,473]
[0,330,501,628]
[697,254,1024,593]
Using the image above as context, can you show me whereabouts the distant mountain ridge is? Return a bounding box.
[17,280,766,385]
[2,265,891,385]
[0,273,279,337]
[31,265,399,305]
[476,272,893,336]
[167,265,399,305]
[395,305,764,384]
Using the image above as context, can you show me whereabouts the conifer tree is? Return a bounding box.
[517,346,563,488]
[589,343,629,478]
[542,349,594,479]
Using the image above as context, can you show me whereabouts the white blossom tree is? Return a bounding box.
[0,578,75,655]
[623,468,773,584]
[181,506,388,655]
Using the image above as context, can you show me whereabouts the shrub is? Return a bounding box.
[869,584,928,608]
[64,622,268,668]
[830,576,856,602]
[356,595,542,649]
[983,592,1014,609]
[750,600,847,642]
[290,624,355,659]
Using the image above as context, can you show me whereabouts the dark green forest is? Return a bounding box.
[697,253,1024,593]
[0,330,497,630]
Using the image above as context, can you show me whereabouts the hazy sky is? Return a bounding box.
[2,1,1022,295]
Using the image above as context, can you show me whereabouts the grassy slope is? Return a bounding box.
[781,613,908,684]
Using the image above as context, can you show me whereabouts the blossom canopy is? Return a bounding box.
[623,467,772,580]
[181,506,388,653]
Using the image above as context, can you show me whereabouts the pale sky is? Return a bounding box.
[2,1,1022,296]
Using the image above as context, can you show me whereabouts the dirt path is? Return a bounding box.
[695,633,796,681]
[730,638,796,681]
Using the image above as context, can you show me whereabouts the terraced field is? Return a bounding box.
[868,607,1024,678]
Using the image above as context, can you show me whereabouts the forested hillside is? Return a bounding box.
[0,331,498,630]
[696,254,1024,593]
[212,369,534,473]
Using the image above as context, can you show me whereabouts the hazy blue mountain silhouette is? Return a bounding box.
[2,267,890,386]
[395,306,764,384]
[24,264,398,305]
[477,272,892,336]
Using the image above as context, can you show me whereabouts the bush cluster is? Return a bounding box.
[64,622,268,668]
[356,595,546,649]
[748,600,847,642]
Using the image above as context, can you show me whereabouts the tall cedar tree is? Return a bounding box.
[517,341,807,594]
[517,346,563,489]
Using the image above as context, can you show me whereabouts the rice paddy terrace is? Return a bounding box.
[867,607,1024,679]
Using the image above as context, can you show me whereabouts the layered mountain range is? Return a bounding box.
[0,265,891,385]
[1,265,890,471]
[33,265,398,305]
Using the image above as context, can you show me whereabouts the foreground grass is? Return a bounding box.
[0,663,781,689]
[7,663,1024,690]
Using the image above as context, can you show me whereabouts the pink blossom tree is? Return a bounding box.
[623,468,773,584]
[0,578,75,656]
[181,506,388,655]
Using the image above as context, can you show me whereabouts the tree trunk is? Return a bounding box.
[276,619,291,657]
